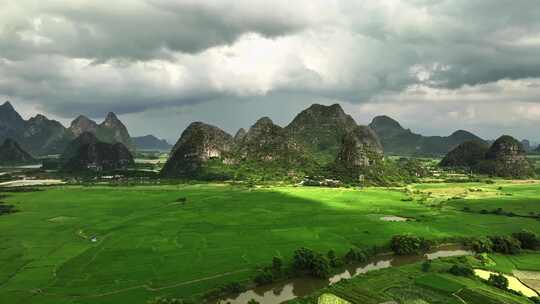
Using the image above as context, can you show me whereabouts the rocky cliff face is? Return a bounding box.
[234,128,247,142]
[68,112,134,150]
[369,115,485,156]
[476,135,534,177]
[61,132,134,171]
[162,122,234,177]
[0,101,25,141]
[69,115,98,137]
[237,117,306,163]
[336,126,383,168]
[439,140,489,167]
[0,138,36,165]
[285,103,358,161]
[96,112,134,150]
[21,114,73,155]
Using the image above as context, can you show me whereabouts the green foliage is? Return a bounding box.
[390,235,432,255]
[421,260,431,272]
[247,299,260,304]
[344,248,368,264]
[439,140,488,168]
[470,237,494,253]
[293,247,331,278]
[488,273,509,290]
[254,270,274,286]
[147,297,192,304]
[489,235,522,254]
[512,230,538,250]
[272,256,283,272]
[474,159,535,178]
[448,264,474,277]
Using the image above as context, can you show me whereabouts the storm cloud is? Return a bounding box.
[1,0,540,142]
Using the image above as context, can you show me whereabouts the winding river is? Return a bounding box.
[217,245,473,304]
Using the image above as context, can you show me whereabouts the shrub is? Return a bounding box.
[512,230,538,250]
[254,270,273,286]
[390,235,431,255]
[344,248,368,264]
[248,300,260,304]
[327,249,341,267]
[488,273,509,290]
[489,235,521,254]
[272,256,283,272]
[147,298,191,304]
[470,237,493,253]
[220,282,245,294]
[292,247,330,278]
[449,264,474,277]
[421,260,431,272]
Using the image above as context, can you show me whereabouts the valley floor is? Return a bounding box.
[0,181,539,303]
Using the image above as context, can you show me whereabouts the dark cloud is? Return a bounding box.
[1,0,540,141]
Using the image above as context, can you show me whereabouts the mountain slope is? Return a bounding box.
[68,112,134,151]
[369,115,484,156]
[285,103,358,162]
[61,132,134,171]
[0,101,26,142]
[162,122,234,177]
[0,138,37,165]
[132,135,172,151]
[20,114,74,155]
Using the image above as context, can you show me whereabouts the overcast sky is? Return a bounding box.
[2,0,540,144]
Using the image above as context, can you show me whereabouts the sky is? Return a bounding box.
[1,0,540,144]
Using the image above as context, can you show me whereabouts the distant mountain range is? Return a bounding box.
[1,100,528,164]
[0,101,138,156]
[369,115,485,156]
[132,135,172,151]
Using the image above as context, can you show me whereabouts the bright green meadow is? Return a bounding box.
[0,181,539,303]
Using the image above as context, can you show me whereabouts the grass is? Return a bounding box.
[0,182,539,303]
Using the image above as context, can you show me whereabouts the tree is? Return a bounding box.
[390,234,431,255]
[327,249,340,267]
[147,297,187,304]
[292,247,330,278]
[272,256,283,272]
[254,270,273,286]
[422,260,431,272]
[247,299,260,304]
[344,248,368,264]
[470,237,493,253]
[449,264,473,277]
[489,235,521,254]
[488,273,509,290]
[512,230,538,250]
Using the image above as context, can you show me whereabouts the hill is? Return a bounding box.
[369,115,484,156]
[161,122,234,178]
[132,135,172,151]
[61,132,134,172]
[475,135,534,178]
[0,138,37,165]
[162,104,383,181]
[285,103,358,162]
[439,140,489,168]
[441,135,534,178]
[69,113,134,151]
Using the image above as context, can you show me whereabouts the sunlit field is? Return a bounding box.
[0,182,539,303]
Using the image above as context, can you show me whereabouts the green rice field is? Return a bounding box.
[0,181,539,303]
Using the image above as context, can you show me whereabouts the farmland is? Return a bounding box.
[0,181,539,303]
